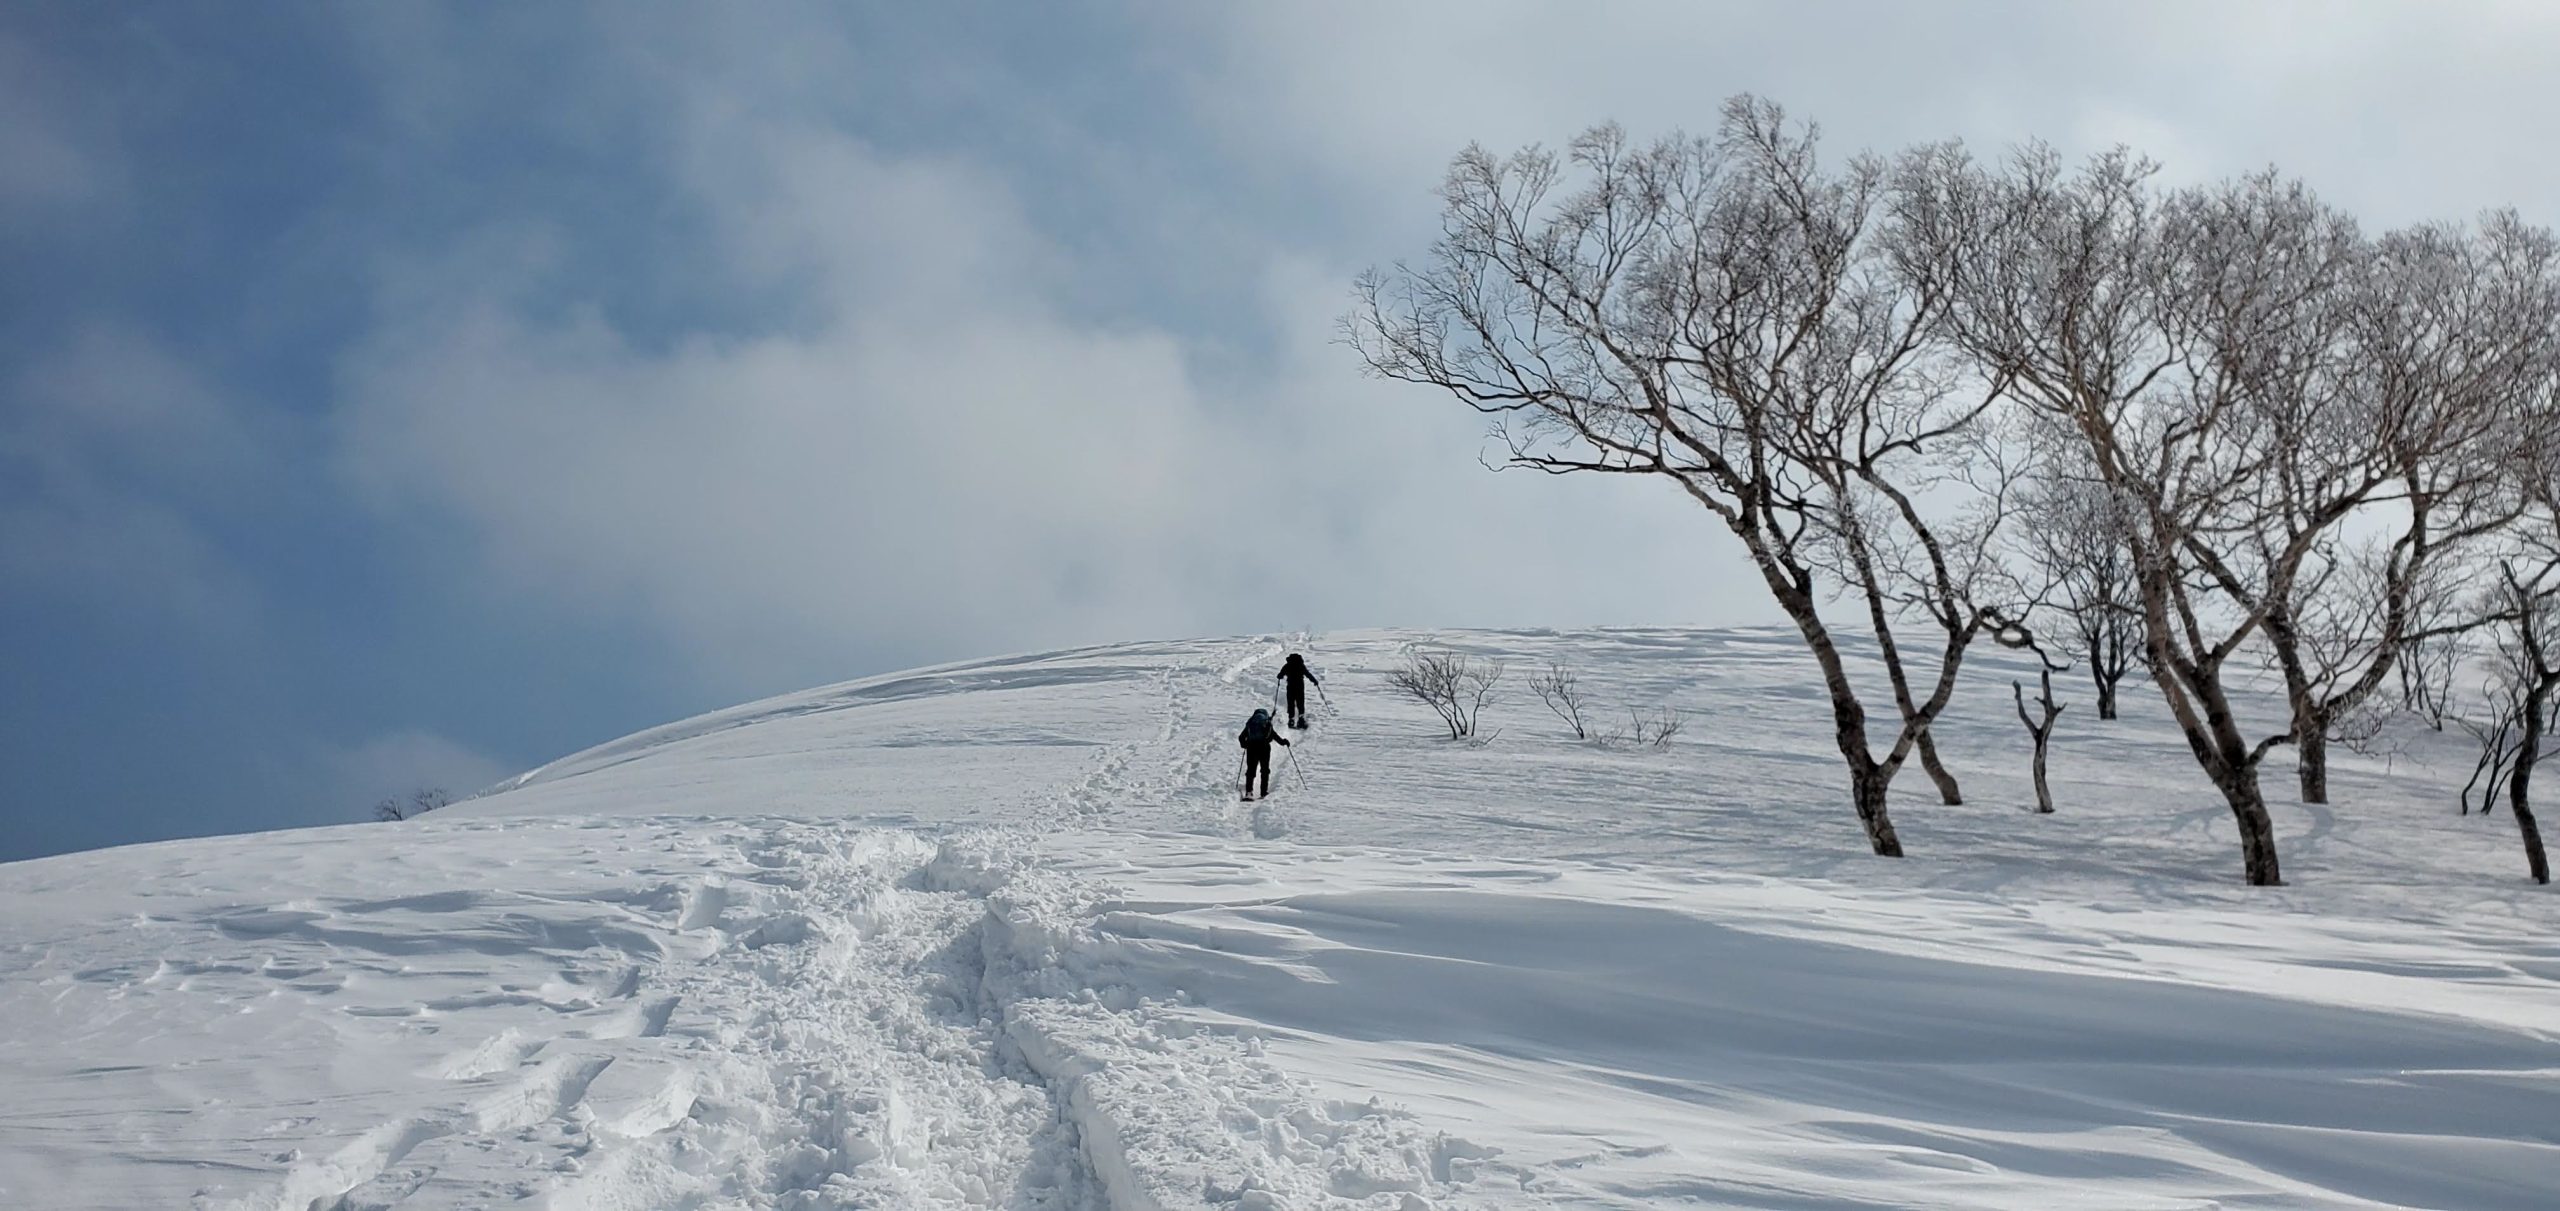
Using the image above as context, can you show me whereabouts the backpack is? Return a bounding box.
[1239,710,1276,747]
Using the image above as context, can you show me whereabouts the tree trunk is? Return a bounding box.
[2030,735,2053,813]
[2514,784,2552,886]
[1916,728,1962,805]
[2509,684,2553,885]
[2013,676,2061,814]
[2213,767,2284,887]
[1764,581,1905,859]
[1850,762,1903,858]
[2086,636,2119,721]
[2296,725,2329,805]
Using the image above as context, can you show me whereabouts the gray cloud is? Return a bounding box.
[332,95,1740,694]
[1,325,267,627]
[0,31,122,214]
[1174,0,2560,229]
[335,121,1251,691]
[332,1,2560,698]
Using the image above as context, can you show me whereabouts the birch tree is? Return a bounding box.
[1895,149,2349,885]
[2015,471,2142,720]
[1350,98,2017,858]
[2008,642,2069,813]
[2257,215,2547,803]
[2486,562,2557,884]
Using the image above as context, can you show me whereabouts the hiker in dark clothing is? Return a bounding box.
[1237,707,1290,800]
[1276,653,1321,730]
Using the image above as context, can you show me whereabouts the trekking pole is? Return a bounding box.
[1287,745,1309,790]
[1238,751,1249,798]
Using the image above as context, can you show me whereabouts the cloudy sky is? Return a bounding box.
[5,1,2557,860]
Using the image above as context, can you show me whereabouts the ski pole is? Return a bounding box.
[1287,745,1308,790]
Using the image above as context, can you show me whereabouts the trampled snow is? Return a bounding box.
[3,628,2554,1209]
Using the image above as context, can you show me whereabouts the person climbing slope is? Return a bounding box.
[1276,652,1322,730]
[1237,707,1291,801]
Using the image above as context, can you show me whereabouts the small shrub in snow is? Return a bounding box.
[1529,662,1591,739]
[1631,706,1684,749]
[373,787,452,823]
[1387,648,1501,739]
[1593,706,1684,750]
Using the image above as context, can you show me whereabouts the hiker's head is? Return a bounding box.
[1251,708,1270,721]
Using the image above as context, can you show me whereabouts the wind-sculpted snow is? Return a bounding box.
[2,629,2555,1208]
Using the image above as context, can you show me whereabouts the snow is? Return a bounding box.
[2,628,2554,1209]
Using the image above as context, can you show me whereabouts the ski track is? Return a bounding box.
[42,799,1495,1208]
[1057,637,1306,843]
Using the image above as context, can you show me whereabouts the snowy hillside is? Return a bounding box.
[3,629,2555,1210]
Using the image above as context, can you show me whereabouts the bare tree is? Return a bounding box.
[373,786,452,823]
[2255,216,2545,804]
[2400,630,2462,731]
[1387,648,1503,739]
[2489,562,2557,883]
[2015,473,2141,720]
[1529,662,1593,739]
[2010,649,2069,814]
[2456,671,2525,817]
[2396,622,2457,727]
[1897,148,2372,885]
[1912,147,2559,883]
[1627,705,1687,748]
[1351,98,2021,859]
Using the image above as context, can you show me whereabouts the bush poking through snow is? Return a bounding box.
[1631,706,1685,749]
[1593,705,1686,750]
[373,787,452,823]
[1388,649,1502,739]
[1529,662,1591,739]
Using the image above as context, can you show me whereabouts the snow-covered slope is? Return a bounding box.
[3,629,2554,1210]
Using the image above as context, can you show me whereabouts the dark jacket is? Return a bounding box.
[1278,655,1320,691]
[1238,711,1290,750]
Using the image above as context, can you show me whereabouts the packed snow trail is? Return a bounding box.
[3,629,2557,1208]
[0,812,1502,1210]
